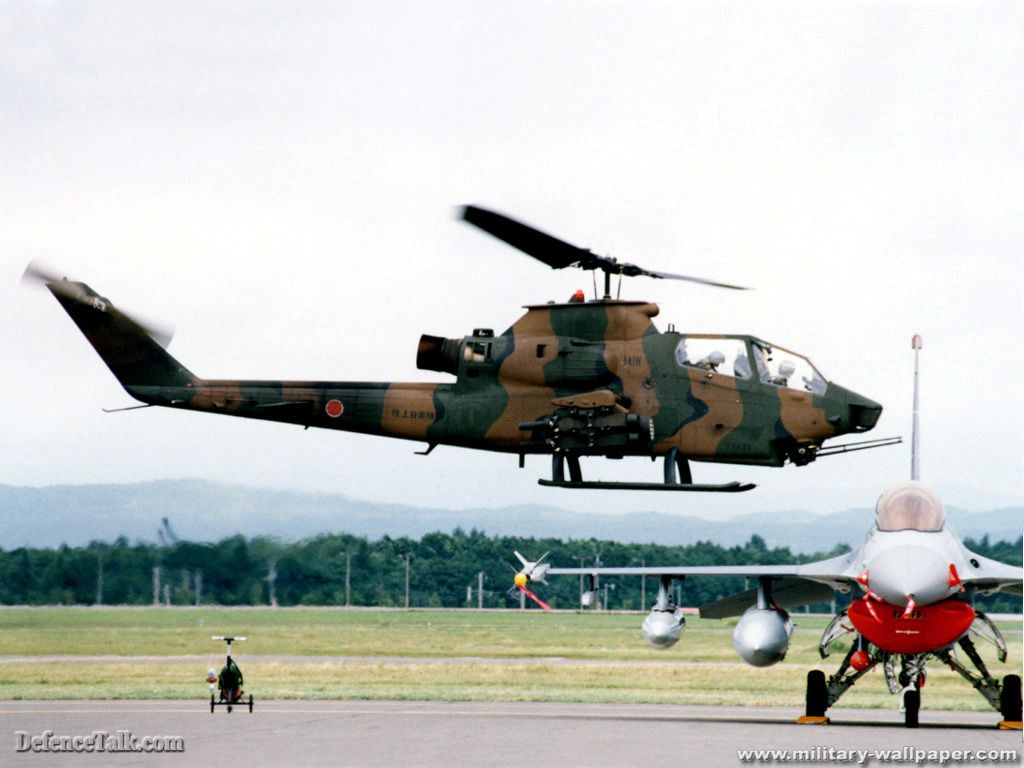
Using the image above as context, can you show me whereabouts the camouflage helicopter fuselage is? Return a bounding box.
[48,279,882,483]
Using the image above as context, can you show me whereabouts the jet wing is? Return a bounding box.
[959,551,1023,596]
[698,577,836,619]
[541,551,857,616]
[545,551,855,586]
[540,548,860,618]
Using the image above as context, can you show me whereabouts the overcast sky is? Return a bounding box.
[2,2,1021,520]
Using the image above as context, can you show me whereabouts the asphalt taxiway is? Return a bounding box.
[3,700,1019,768]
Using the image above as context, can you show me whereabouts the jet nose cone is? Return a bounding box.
[866,545,951,606]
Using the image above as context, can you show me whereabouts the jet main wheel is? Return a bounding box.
[1001,675,1022,722]
[227,704,232,713]
[805,670,828,717]
[903,689,920,729]
[248,695,254,713]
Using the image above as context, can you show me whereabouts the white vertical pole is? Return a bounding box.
[911,334,922,481]
[345,554,351,607]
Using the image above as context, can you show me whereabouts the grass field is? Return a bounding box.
[0,607,1019,710]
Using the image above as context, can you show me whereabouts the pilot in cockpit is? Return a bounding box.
[770,360,795,387]
[696,350,725,372]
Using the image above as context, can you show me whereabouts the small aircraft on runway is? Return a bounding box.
[24,206,897,493]
[207,636,253,713]
[512,336,1022,728]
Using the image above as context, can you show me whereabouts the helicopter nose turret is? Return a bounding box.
[826,385,882,433]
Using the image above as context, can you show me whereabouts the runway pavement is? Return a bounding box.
[2,700,1020,768]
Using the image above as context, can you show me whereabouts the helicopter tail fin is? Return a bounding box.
[37,274,195,393]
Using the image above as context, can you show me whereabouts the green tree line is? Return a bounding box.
[0,531,1019,613]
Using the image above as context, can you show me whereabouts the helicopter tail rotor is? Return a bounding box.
[23,260,191,389]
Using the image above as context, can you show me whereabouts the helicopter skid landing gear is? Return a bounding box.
[550,453,582,484]
[540,450,755,492]
[663,448,692,485]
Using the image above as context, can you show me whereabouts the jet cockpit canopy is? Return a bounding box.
[875,481,945,532]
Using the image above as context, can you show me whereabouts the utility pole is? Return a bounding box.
[636,558,646,610]
[398,554,411,609]
[152,566,161,606]
[194,570,202,606]
[477,571,484,610]
[593,551,603,610]
[572,556,585,607]
[95,553,103,606]
[267,560,278,607]
[602,582,615,610]
[162,583,170,606]
[345,553,351,607]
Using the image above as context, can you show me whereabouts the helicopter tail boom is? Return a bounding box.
[32,268,447,442]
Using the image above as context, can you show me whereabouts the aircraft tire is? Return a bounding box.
[249,695,254,713]
[1001,675,1022,722]
[805,670,827,717]
[210,695,215,714]
[903,689,920,729]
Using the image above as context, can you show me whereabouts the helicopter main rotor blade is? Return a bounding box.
[460,205,596,271]
[460,205,750,291]
[638,267,750,290]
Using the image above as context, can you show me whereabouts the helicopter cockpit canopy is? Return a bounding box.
[752,340,827,395]
[875,482,945,532]
[673,336,828,395]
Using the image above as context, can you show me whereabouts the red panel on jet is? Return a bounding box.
[848,597,975,655]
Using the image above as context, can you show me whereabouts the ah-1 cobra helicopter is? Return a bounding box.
[24,206,898,492]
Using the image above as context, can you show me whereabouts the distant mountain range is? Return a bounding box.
[1,480,1020,553]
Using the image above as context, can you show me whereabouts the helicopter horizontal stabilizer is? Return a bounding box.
[538,479,756,493]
